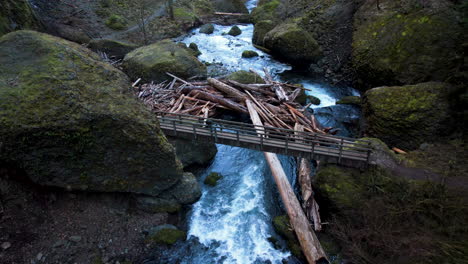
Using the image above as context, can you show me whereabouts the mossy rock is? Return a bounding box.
[188,42,202,57]
[199,24,215,34]
[212,0,248,14]
[352,0,465,89]
[228,26,242,36]
[105,14,127,30]
[0,30,184,195]
[252,20,275,46]
[336,96,361,106]
[204,172,223,186]
[264,23,321,65]
[0,0,42,37]
[363,82,456,150]
[308,95,321,105]
[251,0,280,24]
[146,225,186,245]
[226,70,265,84]
[272,215,304,259]
[52,24,91,44]
[88,39,138,59]
[122,39,207,83]
[241,50,259,58]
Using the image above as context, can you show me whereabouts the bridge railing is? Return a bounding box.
[156,112,373,161]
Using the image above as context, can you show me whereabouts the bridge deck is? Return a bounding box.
[157,113,372,168]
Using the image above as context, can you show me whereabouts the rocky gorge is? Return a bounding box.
[0,0,467,263]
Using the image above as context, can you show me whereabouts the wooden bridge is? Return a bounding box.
[157,112,372,167]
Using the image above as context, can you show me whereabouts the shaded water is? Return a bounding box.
[157,0,360,263]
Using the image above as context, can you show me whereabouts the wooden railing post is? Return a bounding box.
[338,138,344,164]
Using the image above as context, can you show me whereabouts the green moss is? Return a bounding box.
[0,0,41,36]
[241,50,259,58]
[336,96,361,106]
[226,70,265,84]
[174,7,198,21]
[122,39,206,83]
[204,172,222,186]
[105,14,127,30]
[272,215,304,259]
[251,0,280,24]
[228,26,242,36]
[252,20,275,46]
[146,228,186,245]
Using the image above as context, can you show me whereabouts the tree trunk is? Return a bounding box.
[208,78,248,102]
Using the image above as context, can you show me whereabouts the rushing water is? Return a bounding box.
[155,0,360,263]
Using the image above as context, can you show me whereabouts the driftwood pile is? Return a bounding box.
[133,69,339,135]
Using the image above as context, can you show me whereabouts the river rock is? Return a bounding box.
[199,24,215,34]
[166,137,217,168]
[135,196,181,213]
[204,172,222,186]
[145,224,186,245]
[226,70,265,84]
[241,50,259,58]
[264,23,321,65]
[88,39,138,59]
[228,26,242,36]
[252,20,275,46]
[363,82,455,150]
[251,0,280,24]
[0,0,42,36]
[122,39,207,83]
[212,0,248,14]
[352,0,465,89]
[336,96,361,106]
[0,30,184,196]
[188,42,201,57]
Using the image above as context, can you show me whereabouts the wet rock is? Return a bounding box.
[1,242,11,250]
[336,96,361,106]
[264,23,321,65]
[363,82,455,150]
[228,26,242,36]
[160,172,202,204]
[188,42,201,57]
[88,39,138,59]
[166,137,217,168]
[252,20,275,46]
[352,0,465,89]
[226,70,265,84]
[251,0,280,24]
[145,225,186,245]
[135,196,181,213]
[122,39,207,83]
[199,24,214,34]
[241,50,259,58]
[204,172,223,187]
[0,31,184,196]
[272,215,304,259]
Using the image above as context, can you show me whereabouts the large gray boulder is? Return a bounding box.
[0,30,184,196]
[122,39,207,83]
[167,137,217,168]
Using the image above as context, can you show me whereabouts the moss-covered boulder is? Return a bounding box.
[363,82,456,150]
[226,70,265,84]
[264,23,321,65]
[212,0,248,14]
[0,30,184,195]
[122,39,207,83]
[199,24,215,34]
[167,136,217,168]
[88,39,138,59]
[228,26,242,36]
[252,20,275,46]
[146,225,186,245]
[241,50,259,58]
[251,0,280,24]
[352,0,465,89]
[0,0,42,37]
[336,96,361,106]
[272,215,304,259]
[204,172,223,186]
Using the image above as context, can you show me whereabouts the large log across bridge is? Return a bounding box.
[157,112,373,168]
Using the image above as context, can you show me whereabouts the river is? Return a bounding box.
[152,0,360,263]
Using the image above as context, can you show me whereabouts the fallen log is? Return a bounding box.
[208,78,248,102]
[185,89,248,113]
[227,80,275,96]
[247,103,328,264]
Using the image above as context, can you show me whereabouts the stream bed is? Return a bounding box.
[153,1,360,263]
